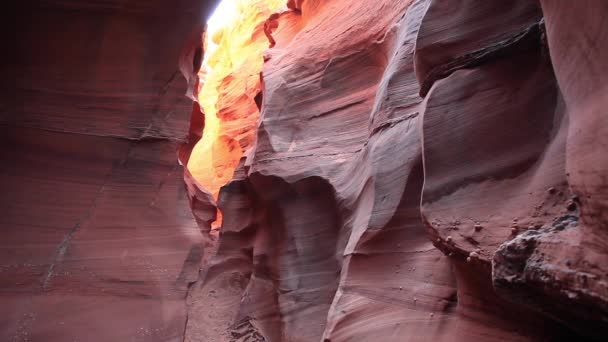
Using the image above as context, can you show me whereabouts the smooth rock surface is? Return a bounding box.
[1,1,214,341]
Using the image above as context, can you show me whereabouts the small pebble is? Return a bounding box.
[430,313,434,318]
[511,227,518,235]
[567,201,577,211]
[548,187,556,195]
[446,236,453,243]
[474,224,483,231]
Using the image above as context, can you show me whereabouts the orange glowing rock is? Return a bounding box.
[188,0,285,220]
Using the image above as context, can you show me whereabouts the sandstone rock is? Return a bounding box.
[187,0,597,340]
[1,1,213,341]
[3,0,608,341]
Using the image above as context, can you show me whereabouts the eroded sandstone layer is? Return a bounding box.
[186,0,608,341]
[1,1,213,341]
[3,0,608,341]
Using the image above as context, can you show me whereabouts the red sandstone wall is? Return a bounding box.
[186,0,607,341]
[2,0,607,341]
[0,1,213,341]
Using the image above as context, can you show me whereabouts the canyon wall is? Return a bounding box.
[2,0,607,341]
[1,1,212,341]
[186,0,608,341]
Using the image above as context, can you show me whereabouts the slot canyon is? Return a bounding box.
[2,0,608,341]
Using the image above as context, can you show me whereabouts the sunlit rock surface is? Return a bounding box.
[188,0,285,202]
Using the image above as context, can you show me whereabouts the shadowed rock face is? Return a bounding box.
[1,1,214,341]
[187,0,608,341]
[3,0,608,341]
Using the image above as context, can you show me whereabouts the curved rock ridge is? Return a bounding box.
[186,0,608,341]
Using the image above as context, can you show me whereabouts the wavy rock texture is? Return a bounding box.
[3,0,607,341]
[490,1,608,337]
[1,1,214,341]
[186,0,607,341]
[188,0,286,205]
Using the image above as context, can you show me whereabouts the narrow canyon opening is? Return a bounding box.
[186,0,286,228]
